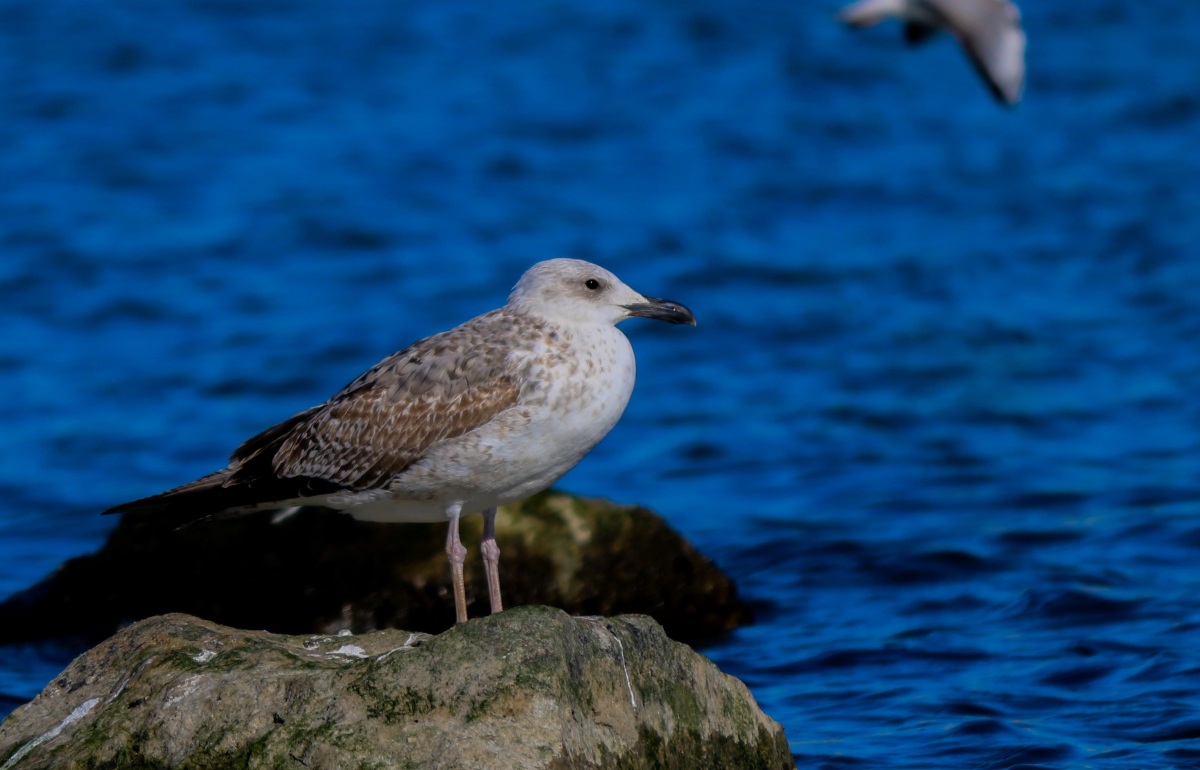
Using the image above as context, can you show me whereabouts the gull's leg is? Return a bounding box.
[445,503,468,624]
[481,507,503,614]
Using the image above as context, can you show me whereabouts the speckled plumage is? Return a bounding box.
[105,258,696,622]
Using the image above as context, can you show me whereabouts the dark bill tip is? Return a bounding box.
[622,297,697,326]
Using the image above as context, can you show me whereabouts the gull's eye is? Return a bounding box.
[585,278,601,291]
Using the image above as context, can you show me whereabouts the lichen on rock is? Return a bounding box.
[0,608,792,770]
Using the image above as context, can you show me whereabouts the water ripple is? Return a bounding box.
[2,2,1200,769]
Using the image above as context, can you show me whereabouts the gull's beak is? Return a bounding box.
[622,297,697,326]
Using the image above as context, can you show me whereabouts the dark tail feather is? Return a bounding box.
[103,468,344,525]
[101,469,244,523]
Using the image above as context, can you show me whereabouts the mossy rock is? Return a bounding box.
[0,609,792,770]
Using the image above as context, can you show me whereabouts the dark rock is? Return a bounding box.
[0,491,749,647]
[0,609,793,770]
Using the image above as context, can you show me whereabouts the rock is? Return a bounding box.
[0,491,749,648]
[0,608,793,770]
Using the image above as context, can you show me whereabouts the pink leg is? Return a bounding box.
[481,507,503,614]
[445,504,468,623]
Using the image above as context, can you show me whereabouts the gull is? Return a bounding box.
[839,0,1026,106]
[103,259,696,624]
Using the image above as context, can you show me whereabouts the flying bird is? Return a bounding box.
[839,0,1026,105]
[104,259,696,624]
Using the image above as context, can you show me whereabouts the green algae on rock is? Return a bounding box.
[0,609,792,770]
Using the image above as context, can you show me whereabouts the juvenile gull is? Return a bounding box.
[839,0,1026,106]
[103,259,696,624]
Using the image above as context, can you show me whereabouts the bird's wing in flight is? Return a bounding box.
[927,0,1026,104]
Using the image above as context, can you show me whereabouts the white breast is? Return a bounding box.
[473,322,636,496]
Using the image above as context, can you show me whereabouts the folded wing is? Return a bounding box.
[104,313,523,521]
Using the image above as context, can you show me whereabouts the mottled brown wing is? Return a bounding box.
[262,313,524,491]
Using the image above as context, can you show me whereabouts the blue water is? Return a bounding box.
[3,1,1200,766]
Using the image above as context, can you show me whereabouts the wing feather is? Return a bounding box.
[927,0,1025,104]
[106,310,530,519]
[259,311,524,491]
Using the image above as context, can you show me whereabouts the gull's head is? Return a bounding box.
[508,258,696,328]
